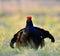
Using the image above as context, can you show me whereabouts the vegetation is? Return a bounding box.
[0,13,60,56]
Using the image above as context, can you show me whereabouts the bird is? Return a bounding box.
[10,16,55,49]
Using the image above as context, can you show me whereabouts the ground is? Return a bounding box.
[0,14,60,56]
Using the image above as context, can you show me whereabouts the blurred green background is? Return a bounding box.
[0,0,60,56]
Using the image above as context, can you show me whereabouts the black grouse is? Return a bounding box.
[10,16,55,49]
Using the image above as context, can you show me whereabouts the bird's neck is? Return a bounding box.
[25,19,34,28]
[26,23,33,28]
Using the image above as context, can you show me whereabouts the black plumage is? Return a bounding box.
[10,16,55,49]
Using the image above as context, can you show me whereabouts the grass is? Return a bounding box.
[0,13,60,56]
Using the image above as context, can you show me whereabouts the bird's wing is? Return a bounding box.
[10,28,25,48]
[34,27,55,42]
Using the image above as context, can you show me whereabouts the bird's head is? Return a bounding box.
[26,16,32,20]
[26,16,33,27]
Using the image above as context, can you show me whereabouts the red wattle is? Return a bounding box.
[26,16,32,19]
